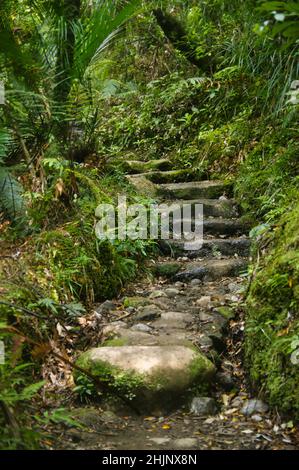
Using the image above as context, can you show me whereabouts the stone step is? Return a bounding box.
[126,175,157,197]
[128,169,192,184]
[76,345,215,413]
[125,159,172,174]
[165,198,239,218]
[154,258,247,281]
[157,181,233,200]
[159,237,251,258]
[178,218,249,236]
[164,217,248,237]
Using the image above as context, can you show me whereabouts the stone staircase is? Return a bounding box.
[76,160,250,415]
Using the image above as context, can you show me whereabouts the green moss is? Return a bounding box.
[102,338,128,347]
[216,306,235,320]
[188,353,216,383]
[76,351,145,400]
[123,296,149,308]
[125,159,172,173]
[75,345,215,406]
[245,200,299,418]
[153,262,181,278]
[145,169,192,184]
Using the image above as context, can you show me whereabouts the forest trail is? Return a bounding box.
[57,165,297,450]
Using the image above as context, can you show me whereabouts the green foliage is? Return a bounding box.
[235,123,299,222]
[0,0,298,445]
[73,374,96,402]
[0,362,44,449]
[245,200,299,417]
[40,408,83,428]
[258,1,299,45]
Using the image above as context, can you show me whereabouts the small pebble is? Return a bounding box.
[196,296,211,307]
[251,414,263,422]
[164,288,180,298]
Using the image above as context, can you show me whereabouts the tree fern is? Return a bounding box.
[0,128,24,222]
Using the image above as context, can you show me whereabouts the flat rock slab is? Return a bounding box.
[130,169,191,184]
[126,175,157,197]
[105,328,191,347]
[173,259,247,282]
[159,237,250,258]
[125,159,172,174]
[166,198,239,218]
[76,345,215,411]
[151,311,194,329]
[203,218,249,236]
[157,181,232,200]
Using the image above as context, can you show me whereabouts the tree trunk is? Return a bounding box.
[153,9,215,73]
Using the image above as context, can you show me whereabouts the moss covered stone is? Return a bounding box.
[123,296,150,308]
[125,159,172,174]
[245,200,299,418]
[76,345,215,411]
[137,169,192,184]
[153,262,181,278]
[157,180,233,200]
[216,306,235,320]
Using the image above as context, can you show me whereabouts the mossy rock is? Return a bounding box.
[76,345,215,412]
[126,175,158,198]
[216,306,235,320]
[123,296,150,308]
[244,199,299,418]
[140,169,192,184]
[153,262,181,278]
[125,159,172,174]
[157,180,233,200]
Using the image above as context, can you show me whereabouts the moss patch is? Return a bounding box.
[216,306,235,320]
[245,200,299,418]
[153,262,181,278]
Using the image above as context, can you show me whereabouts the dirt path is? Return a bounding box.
[52,165,298,450]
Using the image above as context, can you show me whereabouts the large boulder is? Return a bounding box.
[76,345,215,412]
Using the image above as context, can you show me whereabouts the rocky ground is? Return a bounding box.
[47,161,299,450]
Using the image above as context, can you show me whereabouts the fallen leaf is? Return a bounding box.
[162,424,171,430]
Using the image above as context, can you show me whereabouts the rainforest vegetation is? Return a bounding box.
[0,0,298,451]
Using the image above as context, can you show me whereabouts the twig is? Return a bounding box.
[111,310,135,322]
[0,325,140,415]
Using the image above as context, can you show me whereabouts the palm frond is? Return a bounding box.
[73,0,142,79]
